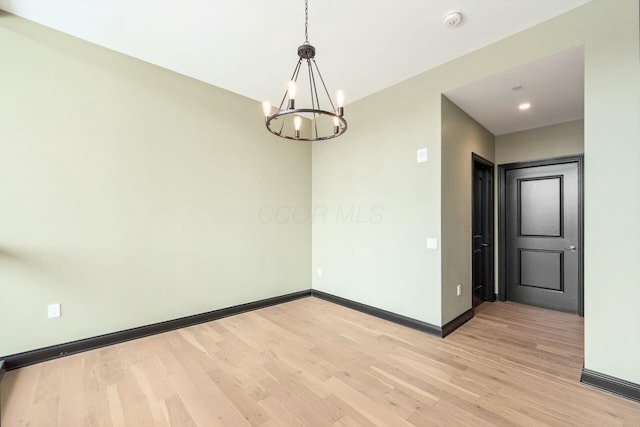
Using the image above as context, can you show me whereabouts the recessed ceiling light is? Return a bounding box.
[519,102,531,110]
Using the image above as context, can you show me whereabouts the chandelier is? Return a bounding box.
[262,0,347,141]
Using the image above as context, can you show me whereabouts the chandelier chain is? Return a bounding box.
[304,0,309,43]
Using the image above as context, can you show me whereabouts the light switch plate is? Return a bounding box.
[48,303,61,318]
[426,238,438,249]
[417,148,428,163]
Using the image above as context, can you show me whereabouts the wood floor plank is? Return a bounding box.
[106,384,126,427]
[2,298,640,426]
[129,363,170,426]
[56,356,86,426]
[2,364,42,426]
[164,395,197,427]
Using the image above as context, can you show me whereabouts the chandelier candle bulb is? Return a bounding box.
[288,81,297,109]
[294,116,302,138]
[336,90,345,116]
[262,101,271,120]
[333,116,340,134]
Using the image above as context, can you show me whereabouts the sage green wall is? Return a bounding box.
[441,96,494,324]
[495,120,584,164]
[311,83,443,324]
[0,14,311,357]
[313,0,639,384]
[581,1,639,384]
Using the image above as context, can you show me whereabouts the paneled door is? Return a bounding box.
[472,154,494,307]
[503,157,582,314]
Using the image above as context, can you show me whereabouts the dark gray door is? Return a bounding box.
[472,155,494,307]
[505,160,580,313]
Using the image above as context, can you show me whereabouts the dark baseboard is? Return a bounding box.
[441,308,474,338]
[2,289,476,374]
[311,290,444,337]
[581,369,640,403]
[1,290,311,371]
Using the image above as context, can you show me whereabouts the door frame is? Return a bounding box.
[471,153,495,304]
[497,154,584,316]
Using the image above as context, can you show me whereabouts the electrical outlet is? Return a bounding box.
[48,303,61,318]
[456,285,462,297]
[317,268,322,277]
[426,238,438,249]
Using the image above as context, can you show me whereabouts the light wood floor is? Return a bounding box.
[2,298,639,426]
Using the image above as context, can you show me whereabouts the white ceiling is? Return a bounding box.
[445,46,585,135]
[1,0,591,114]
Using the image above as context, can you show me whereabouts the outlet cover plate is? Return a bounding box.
[417,148,428,163]
[426,238,438,249]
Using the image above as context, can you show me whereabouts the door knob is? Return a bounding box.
[564,245,577,252]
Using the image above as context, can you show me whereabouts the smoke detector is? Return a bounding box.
[443,11,463,28]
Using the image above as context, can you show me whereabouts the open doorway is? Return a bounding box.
[444,46,584,314]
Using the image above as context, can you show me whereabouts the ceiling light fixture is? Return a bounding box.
[519,102,531,110]
[262,0,347,141]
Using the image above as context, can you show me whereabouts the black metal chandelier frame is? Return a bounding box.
[263,0,347,141]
